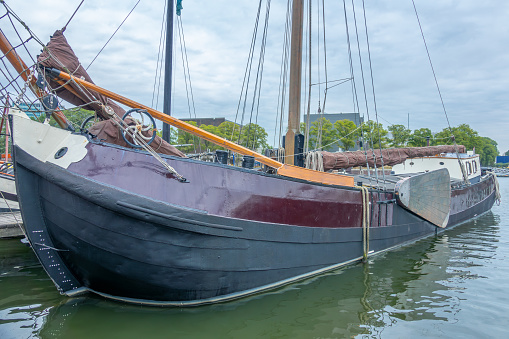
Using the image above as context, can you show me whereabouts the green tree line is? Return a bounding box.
[43,109,269,154]
[33,108,499,166]
[301,118,499,166]
[163,121,269,154]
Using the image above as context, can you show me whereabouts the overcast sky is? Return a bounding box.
[3,0,509,152]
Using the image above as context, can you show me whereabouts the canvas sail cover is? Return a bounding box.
[37,30,185,158]
[320,145,466,171]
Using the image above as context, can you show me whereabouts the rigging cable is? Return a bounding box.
[247,0,271,150]
[342,0,371,183]
[320,0,328,128]
[176,13,198,153]
[177,18,196,120]
[233,0,263,143]
[151,0,167,109]
[351,0,379,187]
[361,0,386,189]
[274,0,292,149]
[86,0,141,70]
[61,0,85,33]
[411,0,469,184]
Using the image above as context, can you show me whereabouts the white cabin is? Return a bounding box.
[391,151,481,183]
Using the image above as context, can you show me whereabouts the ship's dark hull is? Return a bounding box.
[13,142,497,305]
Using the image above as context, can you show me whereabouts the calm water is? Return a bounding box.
[1,181,508,338]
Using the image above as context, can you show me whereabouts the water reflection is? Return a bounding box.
[0,239,63,339]
[0,210,504,338]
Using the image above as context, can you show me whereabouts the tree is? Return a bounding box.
[360,120,388,149]
[388,124,411,148]
[176,121,199,153]
[478,137,498,166]
[408,128,433,147]
[239,123,269,150]
[199,124,222,152]
[435,124,499,166]
[217,121,240,142]
[309,118,336,151]
[333,119,358,151]
[434,124,481,150]
[49,108,95,129]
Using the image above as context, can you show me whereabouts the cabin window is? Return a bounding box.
[439,161,444,165]
[473,161,478,173]
[467,162,472,175]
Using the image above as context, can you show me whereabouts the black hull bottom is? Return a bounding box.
[14,147,497,305]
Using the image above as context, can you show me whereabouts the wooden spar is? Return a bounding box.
[48,68,354,187]
[0,31,72,130]
[284,0,304,165]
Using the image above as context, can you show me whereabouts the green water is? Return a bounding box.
[1,181,508,338]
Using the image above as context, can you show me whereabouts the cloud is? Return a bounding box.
[4,0,509,152]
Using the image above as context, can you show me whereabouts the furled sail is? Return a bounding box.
[320,145,466,171]
[37,30,185,157]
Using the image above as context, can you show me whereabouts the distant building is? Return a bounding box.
[306,112,364,151]
[16,102,45,119]
[179,117,236,127]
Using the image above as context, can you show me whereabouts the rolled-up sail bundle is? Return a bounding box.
[321,145,466,171]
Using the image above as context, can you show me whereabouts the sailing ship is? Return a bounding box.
[0,1,499,305]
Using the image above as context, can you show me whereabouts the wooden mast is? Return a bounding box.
[284,0,304,165]
[162,0,174,142]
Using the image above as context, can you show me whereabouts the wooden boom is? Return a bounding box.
[46,68,354,187]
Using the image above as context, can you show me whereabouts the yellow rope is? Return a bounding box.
[357,186,370,262]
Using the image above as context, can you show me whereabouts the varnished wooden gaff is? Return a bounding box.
[0,31,72,130]
[49,69,354,187]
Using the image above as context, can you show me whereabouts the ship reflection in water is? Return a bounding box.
[1,202,507,338]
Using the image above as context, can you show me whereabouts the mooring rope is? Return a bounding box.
[0,189,21,228]
[491,172,501,205]
[358,185,370,262]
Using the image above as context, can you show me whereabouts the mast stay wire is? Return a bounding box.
[177,18,197,120]
[151,0,167,110]
[318,0,329,150]
[361,0,387,189]
[232,0,263,143]
[176,12,198,153]
[61,0,85,33]
[246,0,271,150]
[274,0,291,149]
[411,0,469,184]
[342,0,371,186]
[86,0,142,71]
[350,0,380,187]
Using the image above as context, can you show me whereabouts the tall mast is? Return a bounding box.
[162,0,174,142]
[285,0,304,165]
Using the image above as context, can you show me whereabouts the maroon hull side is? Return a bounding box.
[67,142,495,230]
[68,143,394,228]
